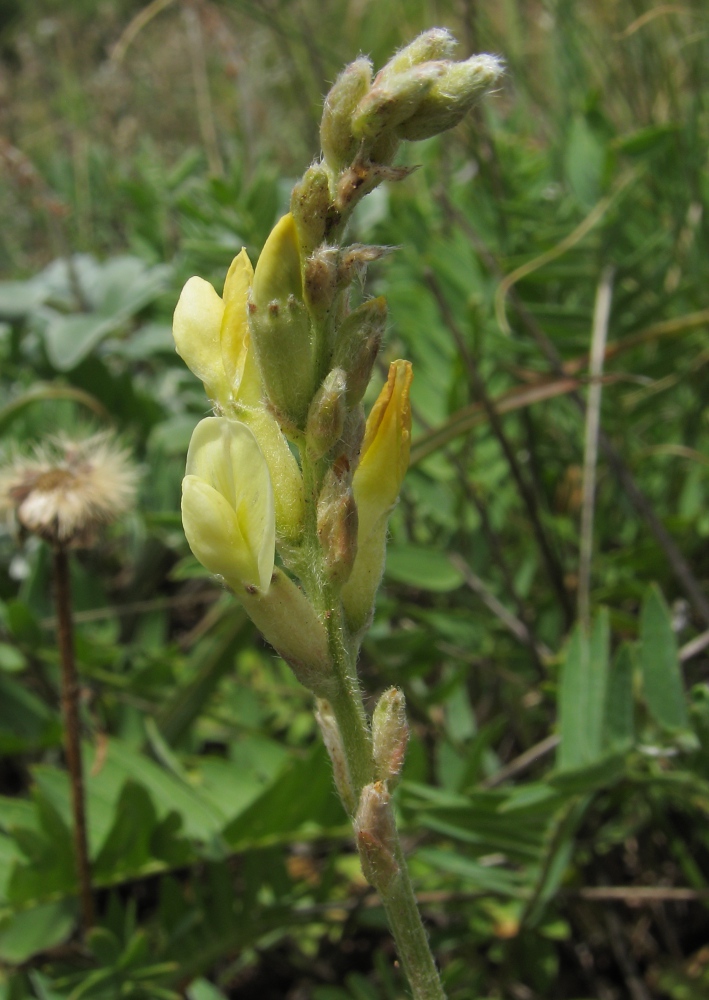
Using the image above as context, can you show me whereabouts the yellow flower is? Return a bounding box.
[342,360,413,633]
[173,249,260,409]
[181,417,275,593]
[173,250,304,542]
[181,417,334,695]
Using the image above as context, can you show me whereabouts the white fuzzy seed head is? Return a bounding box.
[0,432,139,547]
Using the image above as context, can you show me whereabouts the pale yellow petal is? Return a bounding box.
[173,276,229,402]
[184,417,275,590]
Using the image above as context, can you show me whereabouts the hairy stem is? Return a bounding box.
[53,545,94,934]
[320,587,446,998]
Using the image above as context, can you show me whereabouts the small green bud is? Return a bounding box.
[351,62,445,144]
[315,698,356,814]
[306,368,347,461]
[291,162,332,257]
[396,54,504,142]
[317,465,358,585]
[303,249,340,318]
[372,687,409,787]
[248,296,316,432]
[321,57,372,174]
[241,568,335,698]
[376,28,457,80]
[332,297,386,407]
[249,214,316,430]
[354,781,399,891]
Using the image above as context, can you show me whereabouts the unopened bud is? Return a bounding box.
[321,58,372,174]
[332,297,386,407]
[241,568,335,698]
[317,467,358,585]
[251,213,303,306]
[291,162,332,257]
[339,406,366,470]
[354,781,399,891]
[396,54,504,142]
[342,361,413,634]
[315,699,356,814]
[307,369,347,461]
[249,215,316,430]
[303,248,340,317]
[351,63,445,144]
[376,28,457,80]
[372,688,409,786]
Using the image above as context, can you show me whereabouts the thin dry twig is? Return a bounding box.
[578,266,615,629]
[449,553,553,662]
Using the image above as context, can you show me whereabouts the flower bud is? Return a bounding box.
[354,781,399,891]
[317,466,358,585]
[351,63,445,144]
[181,417,275,593]
[249,214,317,430]
[372,688,409,787]
[332,297,386,407]
[376,28,457,80]
[339,405,366,470]
[241,569,334,698]
[341,361,413,634]
[291,162,332,258]
[321,58,372,174]
[396,54,504,142]
[306,369,347,461]
[315,698,356,813]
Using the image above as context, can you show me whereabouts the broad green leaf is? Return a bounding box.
[0,280,46,320]
[223,744,347,849]
[603,643,635,750]
[639,584,689,731]
[557,611,610,771]
[43,312,120,371]
[0,900,76,964]
[385,545,465,592]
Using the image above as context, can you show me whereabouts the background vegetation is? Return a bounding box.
[1,0,709,996]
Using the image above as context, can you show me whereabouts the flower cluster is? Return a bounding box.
[173,29,501,691]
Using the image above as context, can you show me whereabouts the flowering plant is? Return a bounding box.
[173,30,502,999]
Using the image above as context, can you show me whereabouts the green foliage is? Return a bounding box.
[1,0,709,996]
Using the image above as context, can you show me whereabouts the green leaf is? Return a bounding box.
[43,312,119,370]
[223,744,347,849]
[564,117,605,207]
[557,611,610,771]
[639,584,689,731]
[385,545,464,592]
[0,900,76,963]
[603,643,634,751]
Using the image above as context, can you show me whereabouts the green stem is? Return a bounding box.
[321,592,447,999]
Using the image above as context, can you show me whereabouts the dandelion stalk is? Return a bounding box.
[174,30,502,997]
[0,432,138,937]
[53,543,95,933]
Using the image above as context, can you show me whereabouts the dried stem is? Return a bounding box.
[578,266,614,629]
[53,545,95,934]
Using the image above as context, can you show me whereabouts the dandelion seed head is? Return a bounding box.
[0,431,139,547]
